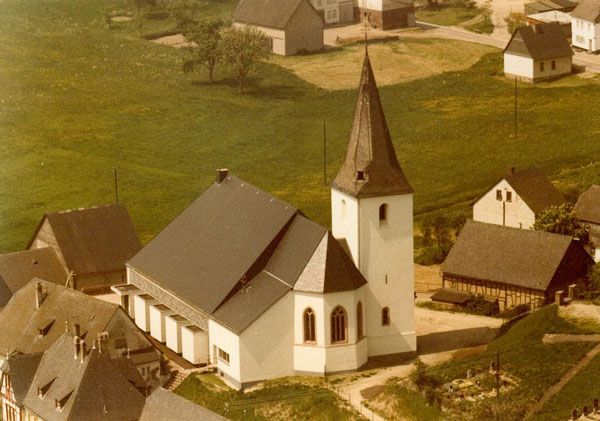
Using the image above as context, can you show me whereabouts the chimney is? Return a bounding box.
[72,323,81,338]
[35,282,45,309]
[79,340,86,363]
[508,167,516,175]
[216,168,229,184]
[73,336,80,360]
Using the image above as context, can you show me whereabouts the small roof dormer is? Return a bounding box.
[332,52,412,198]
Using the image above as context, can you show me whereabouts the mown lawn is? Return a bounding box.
[2,0,600,252]
[175,374,359,420]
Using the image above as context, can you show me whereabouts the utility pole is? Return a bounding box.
[514,77,518,138]
[323,120,327,186]
[113,166,119,203]
[496,350,501,421]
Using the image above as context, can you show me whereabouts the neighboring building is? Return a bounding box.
[0,279,161,385]
[355,0,416,29]
[526,10,572,38]
[116,51,416,390]
[309,0,355,24]
[140,387,227,421]
[232,0,324,56]
[0,248,67,308]
[442,220,593,310]
[573,185,600,262]
[503,22,573,82]
[524,0,576,15]
[472,167,565,229]
[27,203,142,294]
[571,0,600,52]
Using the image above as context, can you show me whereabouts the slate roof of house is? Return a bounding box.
[572,0,600,22]
[1,352,43,405]
[233,0,318,29]
[442,220,577,291]
[0,274,12,308]
[332,53,413,198]
[129,173,367,334]
[474,167,565,214]
[0,279,119,355]
[22,333,147,421]
[574,185,600,224]
[503,22,573,60]
[28,203,142,276]
[0,248,67,303]
[140,387,227,421]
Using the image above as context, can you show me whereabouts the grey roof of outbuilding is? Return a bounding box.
[129,174,367,333]
[2,352,43,405]
[503,23,573,60]
[431,288,471,305]
[0,248,67,300]
[574,185,600,224]
[572,0,600,22]
[140,387,227,421]
[0,279,119,355]
[22,333,146,421]
[443,220,576,291]
[29,204,142,276]
[233,0,316,29]
[332,54,413,198]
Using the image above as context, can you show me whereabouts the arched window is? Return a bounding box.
[356,302,363,339]
[303,308,316,343]
[382,307,390,326]
[331,306,347,343]
[379,204,388,222]
[341,199,347,221]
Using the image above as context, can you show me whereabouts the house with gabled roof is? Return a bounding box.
[574,185,600,262]
[571,0,600,52]
[441,220,593,310]
[503,22,573,82]
[26,203,142,294]
[232,0,324,56]
[116,49,416,390]
[472,167,566,230]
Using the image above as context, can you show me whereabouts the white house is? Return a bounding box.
[309,0,355,24]
[472,167,565,230]
[573,185,600,262]
[232,0,324,56]
[113,51,416,390]
[571,0,600,52]
[355,0,416,29]
[503,22,573,82]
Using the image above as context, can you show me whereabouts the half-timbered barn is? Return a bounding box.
[574,184,600,262]
[442,220,593,310]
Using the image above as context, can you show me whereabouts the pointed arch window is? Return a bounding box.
[379,204,388,223]
[382,307,390,326]
[303,308,316,343]
[331,306,347,343]
[357,302,364,340]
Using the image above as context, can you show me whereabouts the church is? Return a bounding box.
[113,50,416,390]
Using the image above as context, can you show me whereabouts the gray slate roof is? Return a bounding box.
[572,0,600,22]
[332,54,413,198]
[22,333,146,421]
[503,22,573,60]
[574,185,600,224]
[29,204,142,276]
[0,274,12,307]
[233,0,314,29]
[443,220,577,291]
[0,279,118,355]
[140,387,227,421]
[0,248,67,303]
[129,174,367,333]
[1,352,43,405]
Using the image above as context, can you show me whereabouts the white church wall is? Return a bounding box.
[473,179,536,229]
[331,189,360,265]
[293,292,327,373]
[208,319,242,386]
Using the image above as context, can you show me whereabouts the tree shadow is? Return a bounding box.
[417,326,499,355]
[190,77,307,101]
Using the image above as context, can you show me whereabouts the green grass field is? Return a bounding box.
[2,0,600,252]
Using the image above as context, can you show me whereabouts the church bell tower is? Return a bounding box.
[330,50,416,357]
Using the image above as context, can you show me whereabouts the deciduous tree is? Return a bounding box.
[183,19,223,81]
[533,203,589,241]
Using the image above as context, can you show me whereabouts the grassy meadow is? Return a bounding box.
[2,0,600,252]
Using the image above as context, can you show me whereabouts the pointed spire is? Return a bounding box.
[332,53,412,198]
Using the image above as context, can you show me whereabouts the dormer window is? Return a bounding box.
[55,391,73,411]
[355,171,366,181]
[38,320,55,337]
[38,378,56,398]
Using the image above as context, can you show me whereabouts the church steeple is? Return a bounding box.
[332,54,412,198]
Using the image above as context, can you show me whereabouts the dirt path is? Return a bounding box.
[525,342,600,419]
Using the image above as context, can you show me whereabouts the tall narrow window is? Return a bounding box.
[379,204,388,222]
[540,62,545,72]
[506,191,512,202]
[303,308,316,343]
[496,190,502,201]
[551,60,556,70]
[341,199,347,221]
[357,302,363,339]
[331,306,347,343]
[382,307,390,326]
